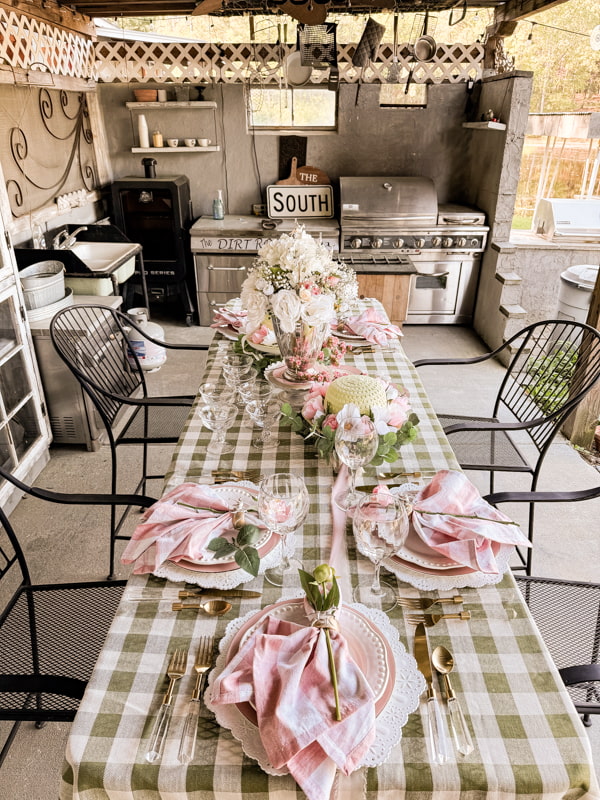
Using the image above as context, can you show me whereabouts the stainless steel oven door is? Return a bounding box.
[406,253,481,324]
[194,254,254,325]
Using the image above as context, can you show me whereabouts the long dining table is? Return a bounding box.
[60,301,599,800]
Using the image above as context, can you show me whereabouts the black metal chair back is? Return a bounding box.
[493,320,600,454]
[50,304,148,432]
[49,304,207,579]
[515,575,600,725]
[0,483,145,766]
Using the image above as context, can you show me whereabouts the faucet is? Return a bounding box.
[52,226,88,250]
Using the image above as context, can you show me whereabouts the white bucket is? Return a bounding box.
[20,260,65,310]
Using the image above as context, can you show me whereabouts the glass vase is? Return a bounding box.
[271,316,330,382]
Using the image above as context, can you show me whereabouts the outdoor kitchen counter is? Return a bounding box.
[495,231,600,251]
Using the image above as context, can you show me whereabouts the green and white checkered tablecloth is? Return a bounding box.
[60,302,599,800]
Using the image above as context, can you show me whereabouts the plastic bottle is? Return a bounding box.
[125,307,167,372]
[152,130,163,148]
[138,114,150,148]
[213,189,224,220]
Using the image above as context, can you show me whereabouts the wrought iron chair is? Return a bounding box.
[50,304,208,579]
[0,472,156,767]
[514,574,600,727]
[414,319,600,572]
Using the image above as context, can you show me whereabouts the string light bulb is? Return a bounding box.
[527,23,535,44]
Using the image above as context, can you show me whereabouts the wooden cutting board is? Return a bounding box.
[276,156,303,186]
[297,165,331,185]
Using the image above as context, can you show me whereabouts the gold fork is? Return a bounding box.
[146,648,188,763]
[406,611,471,627]
[178,637,214,764]
[397,595,464,611]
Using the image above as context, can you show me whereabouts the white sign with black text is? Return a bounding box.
[266,185,334,219]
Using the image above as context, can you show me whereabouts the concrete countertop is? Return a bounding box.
[495,230,600,253]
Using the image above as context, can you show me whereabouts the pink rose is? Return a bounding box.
[326,275,340,286]
[308,382,329,398]
[388,395,410,428]
[322,414,338,431]
[248,324,269,344]
[302,395,325,421]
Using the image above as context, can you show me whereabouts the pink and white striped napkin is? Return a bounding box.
[412,470,531,573]
[121,483,263,574]
[211,613,376,800]
[341,308,403,345]
[211,307,247,330]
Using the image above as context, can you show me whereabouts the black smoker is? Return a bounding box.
[110,174,196,325]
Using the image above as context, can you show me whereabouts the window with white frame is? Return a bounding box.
[247,86,337,130]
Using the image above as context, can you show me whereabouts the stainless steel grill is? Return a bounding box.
[339,177,489,324]
[533,198,600,243]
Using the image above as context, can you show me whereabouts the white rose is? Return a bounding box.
[241,286,269,331]
[271,289,302,333]
[301,294,335,326]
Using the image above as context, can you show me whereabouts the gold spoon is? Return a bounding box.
[172,599,232,615]
[432,646,474,756]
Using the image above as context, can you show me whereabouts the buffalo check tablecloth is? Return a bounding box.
[60,301,599,800]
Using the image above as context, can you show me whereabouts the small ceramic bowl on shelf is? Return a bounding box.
[133,89,158,102]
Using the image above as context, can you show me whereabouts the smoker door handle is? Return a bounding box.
[206,265,247,271]
[416,271,450,278]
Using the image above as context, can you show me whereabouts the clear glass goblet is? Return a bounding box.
[198,380,227,405]
[197,402,238,454]
[352,492,409,612]
[334,415,379,512]
[258,473,309,586]
[222,353,253,377]
[247,399,281,448]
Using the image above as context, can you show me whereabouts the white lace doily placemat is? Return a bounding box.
[384,544,513,591]
[204,601,425,776]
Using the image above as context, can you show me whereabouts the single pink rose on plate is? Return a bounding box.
[302,395,325,421]
[248,325,270,344]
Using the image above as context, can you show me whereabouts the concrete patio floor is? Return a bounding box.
[0,316,598,798]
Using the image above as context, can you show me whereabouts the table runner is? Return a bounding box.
[60,301,599,800]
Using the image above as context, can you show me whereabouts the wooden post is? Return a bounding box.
[562,268,600,448]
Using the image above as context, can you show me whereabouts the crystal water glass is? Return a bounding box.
[198,380,227,405]
[258,473,309,586]
[247,398,281,448]
[352,492,409,612]
[197,402,238,454]
[334,416,379,511]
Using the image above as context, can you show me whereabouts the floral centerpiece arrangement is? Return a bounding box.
[282,374,419,464]
[241,226,358,381]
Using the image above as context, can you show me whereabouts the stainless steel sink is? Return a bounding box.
[70,241,138,273]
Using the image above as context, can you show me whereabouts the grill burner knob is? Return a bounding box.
[350,237,362,249]
[414,237,426,248]
[442,237,453,248]
[372,237,383,249]
[432,236,442,247]
[470,237,480,247]
[456,237,467,247]
[392,238,404,248]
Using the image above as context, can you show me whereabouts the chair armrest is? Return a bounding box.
[414,353,496,368]
[444,416,554,435]
[484,487,600,505]
[24,487,158,509]
[559,664,600,687]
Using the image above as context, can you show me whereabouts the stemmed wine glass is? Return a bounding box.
[258,473,309,586]
[352,492,409,612]
[197,402,238,454]
[334,415,379,511]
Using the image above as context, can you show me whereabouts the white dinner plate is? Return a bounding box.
[242,335,280,355]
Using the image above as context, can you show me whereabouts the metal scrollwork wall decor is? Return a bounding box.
[5,88,98,218]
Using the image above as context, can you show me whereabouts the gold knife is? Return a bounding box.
[178,589,261,599]
[413,622,450,764]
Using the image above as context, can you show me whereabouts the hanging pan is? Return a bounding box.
[413,12,437,63]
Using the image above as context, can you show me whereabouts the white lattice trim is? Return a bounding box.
[94,40,484,85]
[0,6,95,79]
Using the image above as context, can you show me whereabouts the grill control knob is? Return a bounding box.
[470,237,480,247]
[414,238,426,249]
[371,237,383,249]
[456,237,467,247]
[432,236,442,247]
[442,237,453,248]
[392,238,404,248]
[350,237,362,249]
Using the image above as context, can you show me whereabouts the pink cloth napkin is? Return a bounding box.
[411,470,531,573]
[210,307,247,330]
[120,483,263,574]
[211,613,376,800]
[342,308,403,345]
